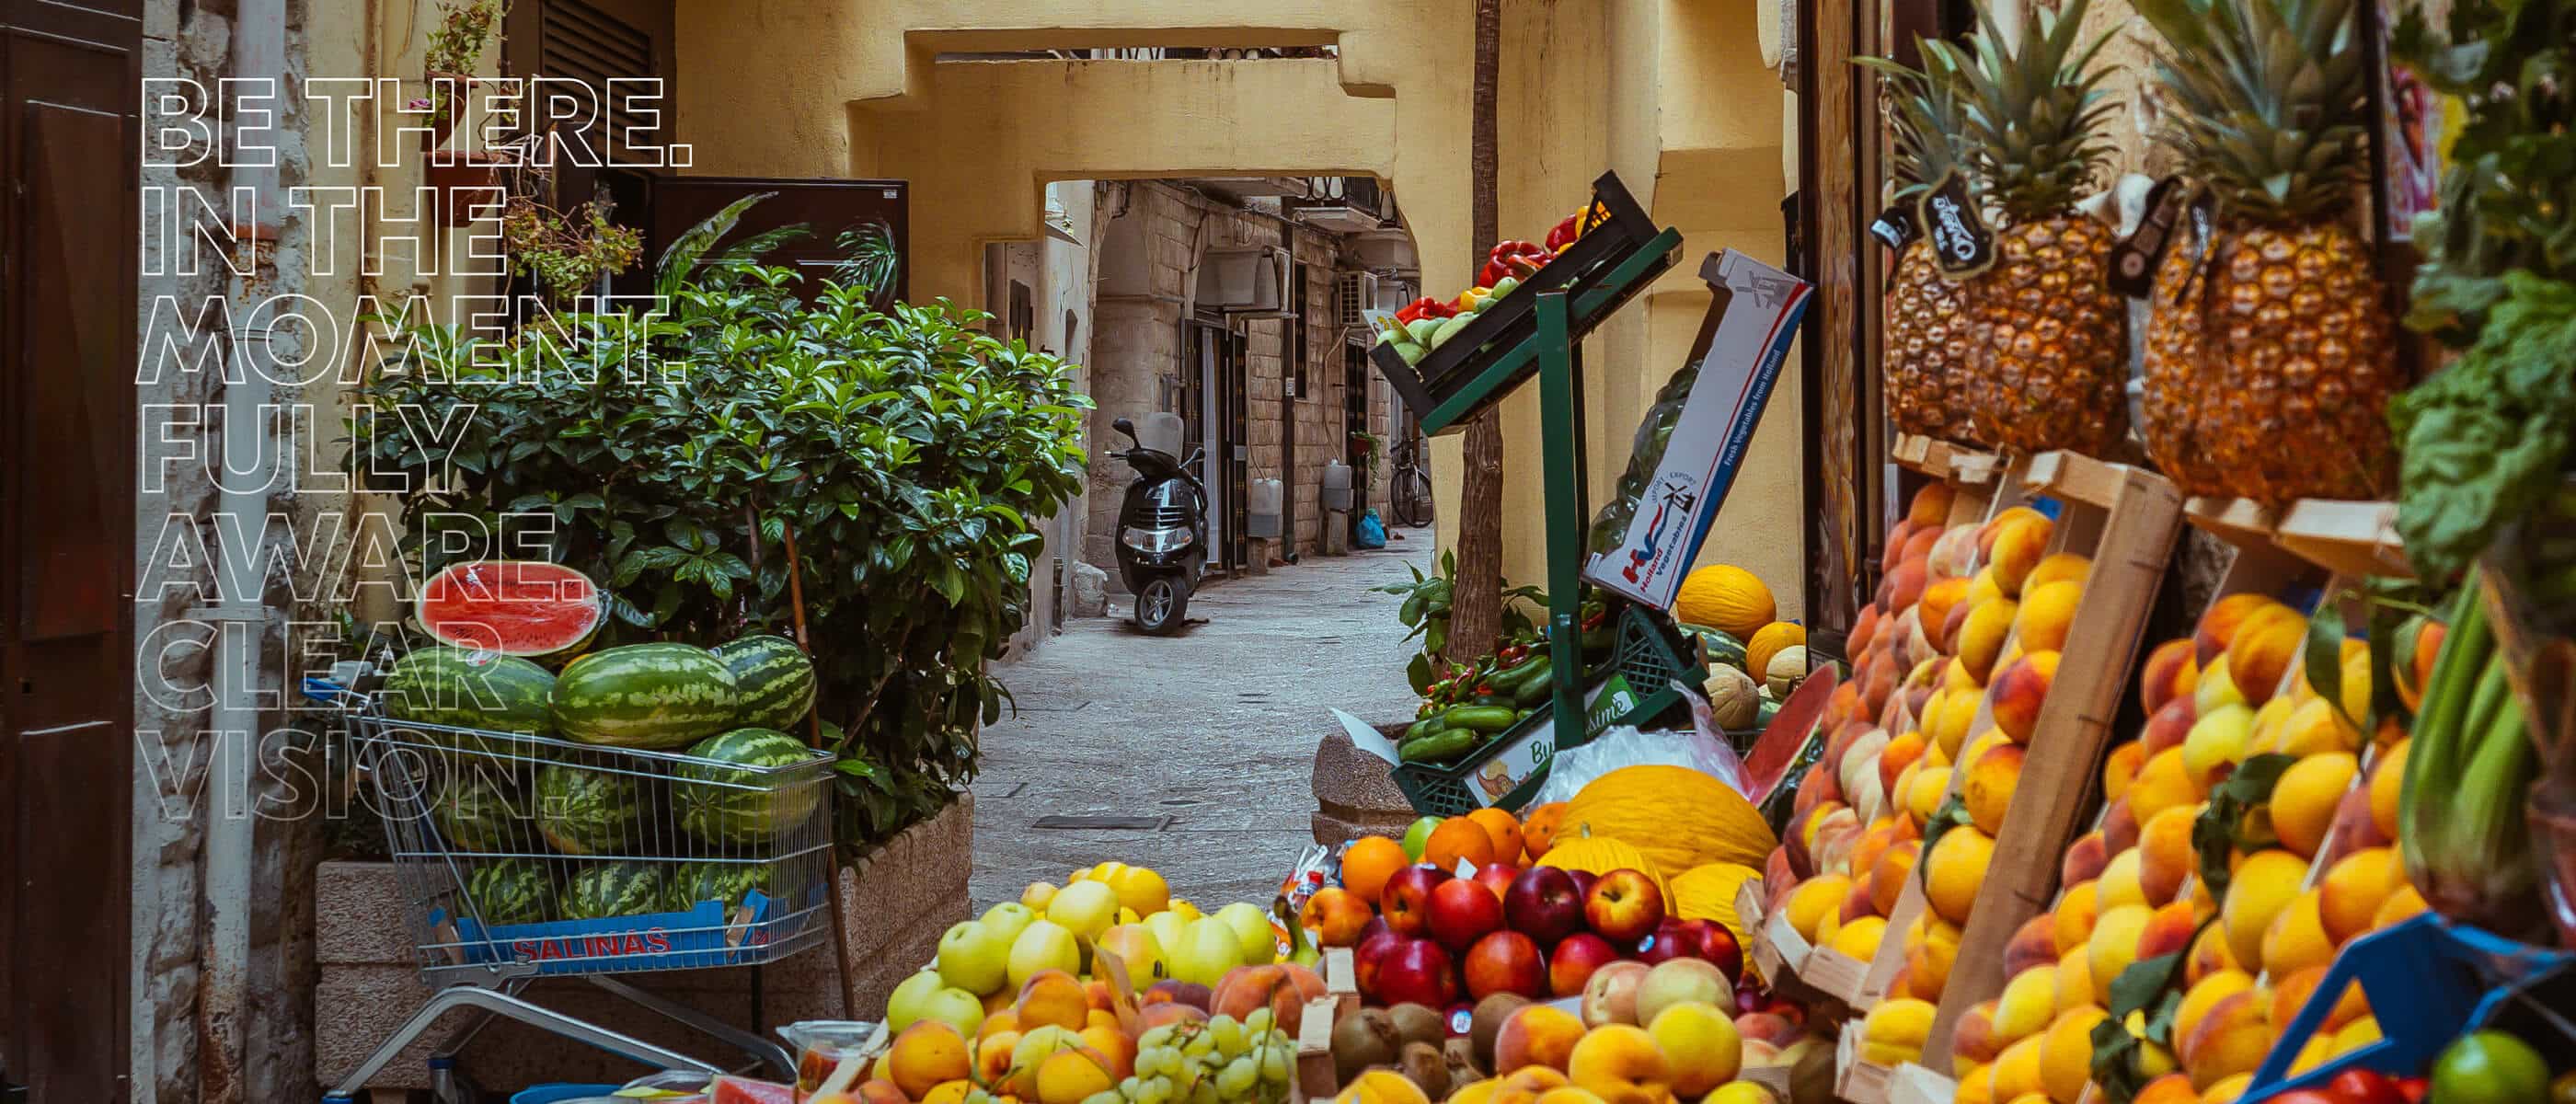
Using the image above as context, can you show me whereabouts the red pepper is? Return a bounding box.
[1546,213,1581,251]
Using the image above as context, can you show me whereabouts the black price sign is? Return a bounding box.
[1917,169,1996,279]
[2110,176,2209,299]
[1870,202,1921,252]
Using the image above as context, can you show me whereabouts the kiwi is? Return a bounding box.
[1397,1041,1450,1100]
[1789,1032,1836,1104]
[1468,993,1528,1069]
[1388,1002,1446,1047]
[1331,1006,1402,1083]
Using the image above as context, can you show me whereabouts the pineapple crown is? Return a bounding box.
[2137,0,2372,224]
[1857,43,1974,203]
[1934,0,2122,222]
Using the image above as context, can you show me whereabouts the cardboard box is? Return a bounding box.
[1584,250,1813,609]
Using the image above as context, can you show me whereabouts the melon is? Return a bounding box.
[534,764,640,856]
[1766,645,1814,696]
[465,858,557,926]
[677,860,773,911]
[548,643,742,749]
[414,559,604,661]
[673,727,825,844]
[1673,565,1776,639]
[433,771,528,853]
[707,1076,797,1104]
[1744,621,1809,681]
[561,860,677,920]
[382,646,556,753]
[1706,664,1762,730]
[714,635,819,731]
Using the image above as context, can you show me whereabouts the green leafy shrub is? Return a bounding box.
[348,212,1089,846]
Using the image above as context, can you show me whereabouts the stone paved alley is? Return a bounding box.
[968,540,1434,910]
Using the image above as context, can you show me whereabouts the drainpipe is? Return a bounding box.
[202,0,287,1096]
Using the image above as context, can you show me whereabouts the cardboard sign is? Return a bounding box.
[1583,250,1814,610]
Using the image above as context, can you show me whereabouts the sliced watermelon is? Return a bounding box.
[416,559,604,660]
[705,1075,794,1104]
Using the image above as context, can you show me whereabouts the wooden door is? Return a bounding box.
[0,0,140,1098]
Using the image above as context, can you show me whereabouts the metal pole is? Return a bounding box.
[1535,291,1590,744]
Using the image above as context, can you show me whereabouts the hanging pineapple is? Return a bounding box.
[1945,0,2131,457]
[1861,48,1982,445]
[2136,0,2399,503]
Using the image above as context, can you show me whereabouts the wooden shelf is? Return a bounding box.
[2185,496,2280,548]
[2276,500,2410,579]
[1742,878,1871,1012]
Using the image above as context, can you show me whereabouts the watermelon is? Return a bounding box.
[383,647,556,752]
[415,559,604,661]
[548,643,741,749]
[433,770,530,853]
[465,858,557,926]
[713,635,818,731]
[673,728,824,845]
[534,763,640,856]
[675,859,771,911]
[707,1076,796,1104]
[561,860,676,920]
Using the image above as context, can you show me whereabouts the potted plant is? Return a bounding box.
[499,194,644,308]
[419,0,504,149]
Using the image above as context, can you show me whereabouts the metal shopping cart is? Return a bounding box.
[315,680,835,1103]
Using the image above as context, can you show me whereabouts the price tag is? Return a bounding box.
[1916,169,1996,279]
[1869,202,1921,252]
[2109,176,2204,299]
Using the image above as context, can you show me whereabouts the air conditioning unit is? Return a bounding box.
[1335,270,1380,328]
[1198,247,1294,318]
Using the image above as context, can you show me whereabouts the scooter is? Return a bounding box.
[1110,415,1208,635]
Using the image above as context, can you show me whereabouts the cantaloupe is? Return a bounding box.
[1674,565,1777,639]
[1745,621,1808,681]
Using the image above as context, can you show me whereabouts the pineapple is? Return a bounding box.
[1864,51,1982,445]
[2137,0,2398,503]
[1938,0,2131,456]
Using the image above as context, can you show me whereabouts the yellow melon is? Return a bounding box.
[1535,828,1673,901]
[1676,565,1777,639]
[1562,765,1779,877]
[1673,862,1763,949]
[1745,621,1809,683]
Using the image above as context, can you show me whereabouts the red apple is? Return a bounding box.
[1427,876,1506,953]
[1353,927,1405,999]
[1462,930,1547,999]
[1583,868,1665,943]
[1637,917,1691,966]
[1696,921,1744,984]
[1472,862,1518,903]
[1564,868,1600,900]
[1548,932,1624,997]
[1735,984,1765,1014]
[1373,937,1459,1008]
[1381,865,1450,937]
[1503,867,1586,946]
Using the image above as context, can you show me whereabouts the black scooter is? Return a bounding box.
[1110,416,1209,635]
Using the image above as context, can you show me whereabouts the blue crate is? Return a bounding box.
[2241,914,2573,1103]
[438,890,803,975]
[511,1086,621,1104]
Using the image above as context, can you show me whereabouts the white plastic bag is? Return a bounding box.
[1530,679,1749,803]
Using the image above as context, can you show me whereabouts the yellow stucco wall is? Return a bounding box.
[673,0,1801,612]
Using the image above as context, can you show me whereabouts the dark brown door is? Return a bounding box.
[0,0,140,1099]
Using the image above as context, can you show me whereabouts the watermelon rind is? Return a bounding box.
[534,764,641,856]
[433,770,531,853]
[549,643,742,749]
[561,860,677,920]
[415,559,605,661]
[465,858,558,926]
[675,859,771,912]
[713,635,818,731]
[673,728,824,845]
[383,647,556,753]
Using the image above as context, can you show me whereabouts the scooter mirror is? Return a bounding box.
[1111,417,1139,445]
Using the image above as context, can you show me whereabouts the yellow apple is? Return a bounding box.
[1006,918,1081,991]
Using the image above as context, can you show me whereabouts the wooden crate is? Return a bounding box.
[2276,500,2410,580]
[1914,451,2187,1064]
[1836,1018,1899,1104]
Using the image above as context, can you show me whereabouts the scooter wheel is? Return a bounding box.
[1136,577,1190,635]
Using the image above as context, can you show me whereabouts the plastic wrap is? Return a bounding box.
[1530,679,1749,803]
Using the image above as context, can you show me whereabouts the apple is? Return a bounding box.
[1472,862,1518,901]
[1169,916,1247,987]
[1584,868,1666,943]
[1374,937,1460,1008]
[1213,902,1280,965]
[1695,921,1744,984]
[1006,919,1081,991]
[915,984,986,1038]
[1504,867,1587,946]
[1354,926,1406,1000]
[1402,816,1443,860]
[1427,877,1506,953]
[1550,932,1624,997]
[1143,910,1190,960]
[1565,868,1601,901]
[1580,960,1650,1027]
[1381,865,1451,937]
[1098,923,1167,983]
[1021,880,1058,912]
[885,968,949,1030]
[980,902,1038,947]
[1463,930,1547,999]
[1637,918,1690,966]
[936,919,1011,995]
[1634,958,1733,1027]
[1735,985,1765,1015]
[1045,880,1120,942]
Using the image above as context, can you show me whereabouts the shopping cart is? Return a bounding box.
[315,680,835,1103]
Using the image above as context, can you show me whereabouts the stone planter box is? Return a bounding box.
[1309,723,1420,847]
[314,796,972,1093]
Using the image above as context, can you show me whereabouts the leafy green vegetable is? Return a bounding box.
[2387,272,2576,580]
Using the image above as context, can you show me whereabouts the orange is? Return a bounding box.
[1466,808,1525,866]
[1425,817,1498,873]
[1340,836,1408,908]
[1523,802,1569,857]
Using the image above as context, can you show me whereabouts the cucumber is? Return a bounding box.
[1405,716,1448,742]
[1441,705,1520,733]
[1511,659,1556,707]
[1399,729,1481,764]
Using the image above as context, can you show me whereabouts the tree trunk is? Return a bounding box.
[1447,0,1509,667]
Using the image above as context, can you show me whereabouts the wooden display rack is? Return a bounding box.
[2186,495,2413,580]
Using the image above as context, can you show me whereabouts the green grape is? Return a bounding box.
[1190,1080,1218,1104]
[1208,1015,1246,1055]
[1181,1030,1217,1058]
[1242,1007,1273,1037]
[1139,1025,1176,1050]
[1215,1056,1259,1098]
[964,1092,994,1104]
[1084,1093,1121,1104]
[1256,1041,1289,1084]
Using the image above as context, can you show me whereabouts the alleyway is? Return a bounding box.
[968,540,1435,911]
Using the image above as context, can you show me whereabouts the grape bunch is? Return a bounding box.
[1117,1010,1294,1104]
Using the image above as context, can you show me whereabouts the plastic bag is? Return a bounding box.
[1355,510,1388,550]
[1531,680,1749,803]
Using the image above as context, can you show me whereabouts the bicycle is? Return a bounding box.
[1388,434,1434,528]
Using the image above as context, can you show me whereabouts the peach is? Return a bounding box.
[1339,1069,1432,1104]
[2053,881,2101,955]
[1842,874,1882,925]
[2025,553,2092,593]
[2329,777,2392,856]
[887,1022,973,1099]
[1076,1024,1137,1078]
[853,1080,911,1104]
[1860,997,1938,1066]
[1936,690,1984,759]
[1211,963,1327,1035]
[1880,731,1929,799]
[1958,597,2022,685]
[1649,1001,1744,1096]
[1733,1010,1801,1048]
[2173,970,2251,1055]
[2087,904,2154,1005]
[1991,1036,2047,1103]
[2137,1073,2202,1104]
[2136,901,2199,962]
[2194,594,2280,667]
[2099,849,2147,912]
[2102,799,2142,856]
[2138,804,2202,906]
[1966,741,2026,835]
[1783,875,1851,943]
[2041,1006,2110,1104]
[1912,484,1956,528]
[2196,655,2248,715]
[1906,765,1955,828]
[1941,595,1978,654]
[1870,839,1923,917]
[2318,845,2405,943]
[1851,604,1883,657]
[1955,998,2007,1065]
[2141,638,2198,714]
[1991,651,2061,744]
[1828,915,1890,961]
[1959,1064,2002,1104]
[2260,890,2335,978]
[2130,748,2202,825]
[2102,742,2146,805]
[1921,578,1974,643]
[2062,832,2110,888]
[2015,581,2085,655]
[1016,970,1090,1032]
[2142,698,2198,757]
[1883,521,1920,574]
[1886,560,1929,615]
[2185,923,2238,986]
[2179,989,2274,1089]
[1988,516,2054,597]
[1135,1002,1206,1032]
[1926,824,1995,926]
[2277,697,2361,758]
[1566,1023,1673,1102]
[2203,1075,2256,1104]
[2225,604,2308,706]
[972,1029,1021,1082]
[2179,704,2256,794]
[2271,753,2357,859]
[2004,914,2060,979]
[2270,963,2368,1031]
[1495,1003,1586,1072]
[2221,850,2311,968]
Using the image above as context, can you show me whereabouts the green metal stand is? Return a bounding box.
[1535,289,1593,745]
